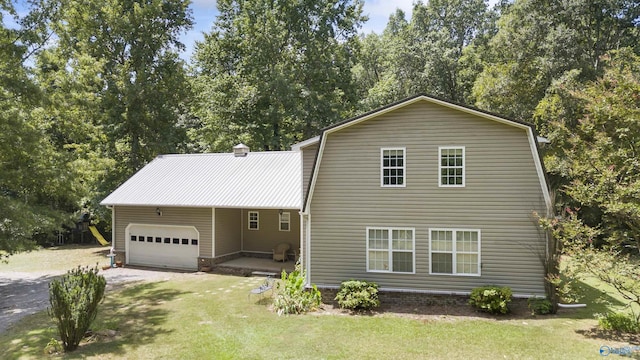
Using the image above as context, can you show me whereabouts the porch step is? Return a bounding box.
[251,271,278,277]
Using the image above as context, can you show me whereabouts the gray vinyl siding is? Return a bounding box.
[113,206,213,257]
[302,143,319,200]
[242,209,301,253]
[214,208,241,256]
[308,101,547,296]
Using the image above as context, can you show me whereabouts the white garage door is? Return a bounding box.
[126,224,199,270]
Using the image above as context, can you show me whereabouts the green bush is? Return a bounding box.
[335,280,380,311]
[48,265,106,351]
[273,263,321,315]
[469,286,512,314]
[598,312,640,333]
[528,298,553,315]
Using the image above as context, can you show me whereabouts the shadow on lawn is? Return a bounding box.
[565,279,640,344]
[66,281,187,358]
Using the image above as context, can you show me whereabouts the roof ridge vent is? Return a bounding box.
[233,143,250,157]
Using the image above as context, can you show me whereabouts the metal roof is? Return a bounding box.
[101,151,302,209]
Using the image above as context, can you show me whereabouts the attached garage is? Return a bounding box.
[101,149,302,271]
[126,224,199,270]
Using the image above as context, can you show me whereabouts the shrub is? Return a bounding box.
[273,262,321,315]
[598,312,640,333]
[528,298,553,315]
[469,286,512,314]
[335,280,380,311]
[48,265,106,351]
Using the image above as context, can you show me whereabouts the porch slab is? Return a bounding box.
[213,257,295,276]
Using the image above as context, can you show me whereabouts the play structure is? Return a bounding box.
[89,225,110,246]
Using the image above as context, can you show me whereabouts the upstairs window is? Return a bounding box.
[279,212,290,231]
[381,148,406,187]
[248,211,259,230]
[439,147,465,187]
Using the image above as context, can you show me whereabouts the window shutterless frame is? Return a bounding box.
[366,226,415,274]
[380,147,406,187]
[438,146,465,187]
[279,211,290,232]
[429,228,481,276]
[248,211,259,230]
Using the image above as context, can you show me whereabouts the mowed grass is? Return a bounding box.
[0,247,636,359]
[0,244,110,273]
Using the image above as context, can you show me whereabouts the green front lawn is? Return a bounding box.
[0,272,631,360]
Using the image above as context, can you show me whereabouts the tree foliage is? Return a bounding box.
[191,0,366,151]
[473,0,640,121]
[546,49,640,250]
[0,0,80,256]
[537,50,640,323]
[49,0,194,193]
[354,0,496,110]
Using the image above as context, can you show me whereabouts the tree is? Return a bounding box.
[191,0,366,151]
[0,0,80,257]
[354,0,495,111]
[531,50,640,321]
[473,0,640,122]
[547,49,640,250]
[49,0,194,197]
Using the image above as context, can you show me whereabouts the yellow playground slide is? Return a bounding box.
[88,225,110,246]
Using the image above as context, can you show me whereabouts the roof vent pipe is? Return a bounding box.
[233,143,249,157]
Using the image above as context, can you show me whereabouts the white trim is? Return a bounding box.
[380,147,407,188]
[279,211,291,232]
[248,211,259,230]
[438,146,465,188]
[291,136,320,151]
[366,227,416,274]
[304,132,328,212]
[527,128,552,211]
[211,207,216,257]
[429,228,481,276]
[111,206,116,253]
[305,213,311,285]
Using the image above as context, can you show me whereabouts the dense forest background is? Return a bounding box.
[1,0,639,257]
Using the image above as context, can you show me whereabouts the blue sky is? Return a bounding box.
[180,0,499,61]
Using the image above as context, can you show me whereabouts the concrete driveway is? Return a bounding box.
[0,267,188,334]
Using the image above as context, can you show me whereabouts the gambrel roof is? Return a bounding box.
[302,94,552,212]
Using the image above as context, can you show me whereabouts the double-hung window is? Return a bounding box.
[367,227,415,273]
[279,212,290,231]
[381,148,406,187]
[248,211,259,230]
[439,146,465,187]
[430,229,480,275]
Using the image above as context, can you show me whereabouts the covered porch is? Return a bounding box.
[211,256,296,276]
[199,208,301,272]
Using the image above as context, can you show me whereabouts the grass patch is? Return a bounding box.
[0,245,110,273]
[2,252,637,358]
[0,272,631,359]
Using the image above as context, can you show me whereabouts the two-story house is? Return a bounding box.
[102,94,551,298]
[298,95,551,297]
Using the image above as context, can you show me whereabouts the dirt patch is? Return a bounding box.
[311,298,533,322]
